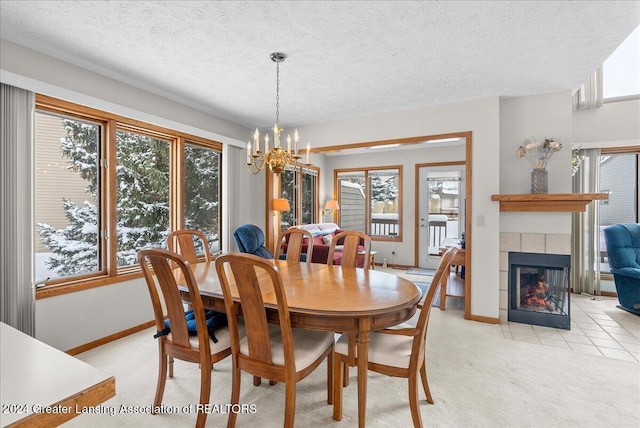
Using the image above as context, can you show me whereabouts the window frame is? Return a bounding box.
[598,147,640,285]
[265,165,320,251]
[35,94,223,298]
[278,166,319,231]
[334,165,403,242]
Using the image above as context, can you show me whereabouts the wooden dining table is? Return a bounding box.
[176,259,421,428]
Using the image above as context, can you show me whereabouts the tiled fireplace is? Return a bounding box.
[499,232,572,324]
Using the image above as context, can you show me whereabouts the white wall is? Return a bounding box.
[499,91,574,234]
[573,98,640,145]
[298,97,502,319]
[1,39,250,147]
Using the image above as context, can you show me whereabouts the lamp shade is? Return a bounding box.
[273,198,291,212]
[324,200,340,210]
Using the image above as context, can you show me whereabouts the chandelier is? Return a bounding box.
[246,52,311,175]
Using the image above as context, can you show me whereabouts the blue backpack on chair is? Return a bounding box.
[154,309,227,343]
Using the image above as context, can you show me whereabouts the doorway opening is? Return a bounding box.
[417,165,465,267]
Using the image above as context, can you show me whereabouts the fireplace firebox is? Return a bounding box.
[508,252,571,330]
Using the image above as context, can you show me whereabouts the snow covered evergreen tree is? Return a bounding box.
[370,174,398,203]
[38,120,219,276]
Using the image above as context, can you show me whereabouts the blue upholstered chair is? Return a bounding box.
[233,224,274,259]
[603,223,640,315]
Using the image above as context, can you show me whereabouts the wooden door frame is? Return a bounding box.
[313,131,473,319]
[414,132,472,319]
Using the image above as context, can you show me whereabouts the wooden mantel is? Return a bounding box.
[491,193,608,212]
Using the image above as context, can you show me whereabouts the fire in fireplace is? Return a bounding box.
[508,252,571,330]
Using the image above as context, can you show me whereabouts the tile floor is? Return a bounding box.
[385,267,640,363]
[501,294,640,362]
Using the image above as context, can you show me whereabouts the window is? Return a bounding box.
[184,143,221,253]
[116,129,171,266]
[279,167,318,231]
[35,111,103,281]
[336,167,402,239]
[34,95,222,293]
[599,151,639,282]
[603,25,639,100]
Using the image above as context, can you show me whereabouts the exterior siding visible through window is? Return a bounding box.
[35,111,103,281]
[34,94,223,297]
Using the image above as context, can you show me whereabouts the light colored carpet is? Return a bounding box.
[64,306,639,427]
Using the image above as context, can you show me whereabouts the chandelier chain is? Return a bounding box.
[246,52,311,175]
[275,60,280,127]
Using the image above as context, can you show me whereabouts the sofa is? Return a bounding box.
[603,223,640,315]
[279,223,366,267]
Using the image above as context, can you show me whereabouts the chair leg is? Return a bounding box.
[168,355,174,378]
[227,365,241,428]
[332,354,343,421]
[420,361,434,404]
[408,369,424,428]
[253,375,261,386]
[153,348,168,412]
[195,361,211,428]
[284,380,296,428]
[327,346,334,405]
[342,362,349,387]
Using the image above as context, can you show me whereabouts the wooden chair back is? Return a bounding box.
[139,248,231,427]
[328,230,372,269]
[167,229,212,264]
[332,246,459,427]
[274,228,314,264]
[411,247,459,361]
[215,253,295,373]
[215,252,334,427]
[139,248,211,358]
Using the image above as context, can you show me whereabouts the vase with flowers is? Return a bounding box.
[516,137,562,193]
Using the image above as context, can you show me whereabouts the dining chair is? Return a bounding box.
[328,230,372,269]
[215,252,335,428]
[332,247,459,428]
[166,229,212,264]
[274,227,314,264]
[138,248,236,428]
[328,230,373,383]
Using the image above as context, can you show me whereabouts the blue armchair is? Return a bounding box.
[603,223,640,315]
[233,224,274,259]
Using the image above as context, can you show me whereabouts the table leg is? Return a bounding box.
[357,319,371,428]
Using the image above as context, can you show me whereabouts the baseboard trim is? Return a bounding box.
[65,320,155,355]
[466,313,500,324]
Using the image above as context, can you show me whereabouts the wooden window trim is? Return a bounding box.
[34,95,223,299]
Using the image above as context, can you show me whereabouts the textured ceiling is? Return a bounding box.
[1,1,638,129]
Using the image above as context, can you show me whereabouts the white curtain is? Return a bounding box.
[0,83,35,335]
[572,67,603,111]
[571,148,601,295]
